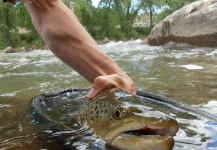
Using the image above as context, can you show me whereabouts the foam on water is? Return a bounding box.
[0,62,11,66]
[100,39,158,53]
[3,72,54,77]
[205,49,217,56]
[17,58,31,63]
[1,93,17,97]
[179,64,204,70]
[99,40,163,64]
[200,101,217,115]
[0,104,11,108]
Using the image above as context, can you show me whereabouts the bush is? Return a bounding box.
[114,31,125,40]
[135,27,152,36]
[19,32,34,44]
[128,30,139,38]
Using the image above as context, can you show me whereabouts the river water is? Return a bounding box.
[0,40,217,149]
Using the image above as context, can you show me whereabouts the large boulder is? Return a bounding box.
[148,0,217,47]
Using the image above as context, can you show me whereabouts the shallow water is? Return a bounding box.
[0,40,217,149]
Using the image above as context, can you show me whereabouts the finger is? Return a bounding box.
[87,75,118,99]
[87,73,136,99]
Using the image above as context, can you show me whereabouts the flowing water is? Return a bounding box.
[0,40,217,149]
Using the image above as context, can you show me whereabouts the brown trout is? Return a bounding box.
[75,89,179,150]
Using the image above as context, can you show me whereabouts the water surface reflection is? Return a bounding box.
[0,40,217,149]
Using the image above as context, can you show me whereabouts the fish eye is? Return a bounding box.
[114,106,128,119]
[115,110,120,118]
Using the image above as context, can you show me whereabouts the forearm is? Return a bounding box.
[25,0,124,82]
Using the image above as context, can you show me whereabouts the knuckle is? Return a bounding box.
[94,76,104,83]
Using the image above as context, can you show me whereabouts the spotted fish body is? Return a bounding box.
[76,89,179,150]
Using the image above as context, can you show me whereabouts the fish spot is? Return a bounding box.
[103,104,107,108]
[96,110,99,115]
[91,116,94,122]
[95,106,98,111]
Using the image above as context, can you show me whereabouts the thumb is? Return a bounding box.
[87,75,117,99]
[87,87,97,99]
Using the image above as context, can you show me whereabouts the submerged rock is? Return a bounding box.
[148,0,217,47]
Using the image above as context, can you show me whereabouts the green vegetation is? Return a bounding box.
[0,0,196,50]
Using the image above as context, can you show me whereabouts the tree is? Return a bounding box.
[98,0,146,38]
[73,0,93,28]
[0,2,43,49]
[141,0,166,28]
[0,2,15,48]
[97,0,118,38]
[113,0,146,36]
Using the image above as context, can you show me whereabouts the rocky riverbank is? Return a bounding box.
[1,37,147,53]
[0,37,112,53]
[0,45,49,53]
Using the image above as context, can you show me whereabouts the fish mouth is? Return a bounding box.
[109,125,177,150]
[104,111,179,142]
[123,126,177,137]
[106,123,178,142]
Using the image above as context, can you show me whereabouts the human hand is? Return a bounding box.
[87,73,136,99]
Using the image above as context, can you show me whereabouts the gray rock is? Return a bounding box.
[148,0,217,47]
[20,46,26,51]
[102,37,109,44]
[2,47,16,53]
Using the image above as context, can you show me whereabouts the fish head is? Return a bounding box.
[77,89,179,150]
